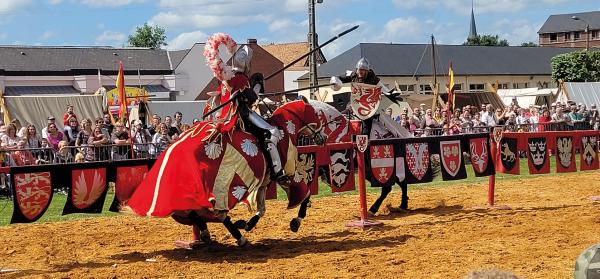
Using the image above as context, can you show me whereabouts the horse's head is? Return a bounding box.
[271,98,325,145]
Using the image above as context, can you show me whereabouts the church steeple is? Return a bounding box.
[468,0,478,39]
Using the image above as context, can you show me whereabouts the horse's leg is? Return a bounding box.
[234,213,262,231]
[290,197,310,232]
[368,185,392,215]
[234,186,266,232]
[399,180,409,210]
[188,211,212,245]
[222,216,248,247]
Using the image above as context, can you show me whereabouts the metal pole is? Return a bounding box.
[586,25,590,51]
[308,0,318,99]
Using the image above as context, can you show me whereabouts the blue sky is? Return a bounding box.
[1,0,599,58]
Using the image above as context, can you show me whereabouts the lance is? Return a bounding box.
[204,25,359,119]
[263,25,359,81]
[259,83,338,97]
[202,90,241,119]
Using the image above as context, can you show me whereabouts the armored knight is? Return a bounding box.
[220,46,287,183]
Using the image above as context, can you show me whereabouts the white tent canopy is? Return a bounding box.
[497,88,558,108]
[557,82,600,107]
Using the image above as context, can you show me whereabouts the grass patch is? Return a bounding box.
[0,155,585,226]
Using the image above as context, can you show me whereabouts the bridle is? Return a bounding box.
[278,106,326,146]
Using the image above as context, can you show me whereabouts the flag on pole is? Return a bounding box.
[116,61,126,122]
[447,61,455,111]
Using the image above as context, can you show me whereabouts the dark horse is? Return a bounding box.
[362,112,413,215]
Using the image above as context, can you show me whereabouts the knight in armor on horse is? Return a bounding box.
[332,57,411,215]
[215,46,289,183]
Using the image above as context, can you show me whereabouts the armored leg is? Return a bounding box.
[247,112,287,181]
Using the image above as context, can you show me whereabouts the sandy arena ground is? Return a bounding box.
[1,171,600,278]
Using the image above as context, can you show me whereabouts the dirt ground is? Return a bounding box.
[1,172,600,279]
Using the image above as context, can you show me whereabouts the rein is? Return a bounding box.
[277,107,324,144]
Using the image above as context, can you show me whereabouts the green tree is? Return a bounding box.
[127,23,167,49]
[551,51,600,82]
[463,34,509,46]
[520,42,538,47]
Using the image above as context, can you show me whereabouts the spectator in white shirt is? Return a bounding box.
[480,104,498,127]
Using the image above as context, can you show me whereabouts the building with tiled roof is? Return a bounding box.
[262,42,326,90]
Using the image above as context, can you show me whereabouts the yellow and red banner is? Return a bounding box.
[447,61,455,111]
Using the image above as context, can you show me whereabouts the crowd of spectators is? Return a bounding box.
[0,104,193,167]
[385,99,599,136]
[2,99,599,166]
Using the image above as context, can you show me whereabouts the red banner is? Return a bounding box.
[115,165,148,203]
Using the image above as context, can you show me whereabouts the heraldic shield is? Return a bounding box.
[370,144,394,186]
[497,137,519,175]
[351,82,382,120]
[556,136,576,173]
[527,137,550,174]
[439,140,467,180]
[404,141,433,184]
[468,136,495,177]
[11,172,53,223]
[581,136,599,171]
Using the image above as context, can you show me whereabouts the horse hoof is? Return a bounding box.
[290,218,301,233]
[189,240,204,250]
[237,236,249,247]
[234,220,247,230]
[200,230,212,244]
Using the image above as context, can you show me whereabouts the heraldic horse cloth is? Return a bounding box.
[123,34,325,247]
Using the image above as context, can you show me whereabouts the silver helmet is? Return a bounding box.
[356,57,370,70]
[232,45,253,75]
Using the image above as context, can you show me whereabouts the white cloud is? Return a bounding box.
[284,0,305,12]
[81,0,145,7]
[0,0,32,12]
[97,23,105,29]
[268,19,295,32]
[48,0,63,5]
[168,30,207,50]
[377,17,421,42]
[492,18,543,45]
[151,12,272,29]
[0,0,33,25]
[95,30,126,46]
[40,31,54,40]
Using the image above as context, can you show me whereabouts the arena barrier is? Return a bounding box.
[1,129,599,224]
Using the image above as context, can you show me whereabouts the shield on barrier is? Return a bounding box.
[13,172,52,222]
[351,82,382,120]
[440,140,462,177]
[356,135,368,153]
[405,142,430,181]
[493,127,503,144]
[370,144,394,185]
